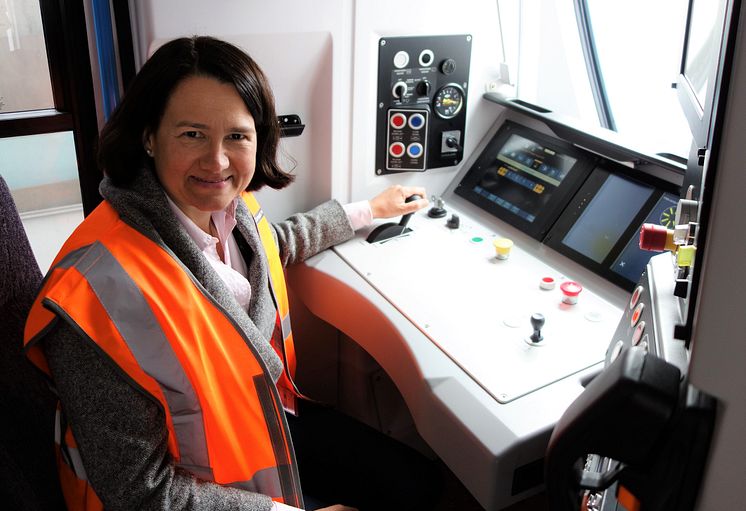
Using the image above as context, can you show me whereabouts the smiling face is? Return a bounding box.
[145,75,257,231]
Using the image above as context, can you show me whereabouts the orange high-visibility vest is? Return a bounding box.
[242,193,303,415]
[24,192,303,510]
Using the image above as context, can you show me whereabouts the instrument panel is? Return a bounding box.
[456,121,681,291]
[375,34,472,174]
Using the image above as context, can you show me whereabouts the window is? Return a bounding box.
[585,0,692,158]
[0,0,101,215]
[0,131,80,212]
[0,0,101,271]
[500,0,693,159]
[0,0,54,113]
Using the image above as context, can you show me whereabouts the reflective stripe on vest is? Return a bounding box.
[24,199,303,509]
[241,193,303,407]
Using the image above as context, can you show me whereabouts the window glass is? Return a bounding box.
[586,0,692,157]
[683,0,728,109]
[0,0,54,113]
[0,131,82,212]
[509,0,600,128]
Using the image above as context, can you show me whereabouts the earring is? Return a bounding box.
[145,147,153,157]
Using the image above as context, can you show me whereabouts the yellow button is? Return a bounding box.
[676,245,696,267]
[493,238,513,259]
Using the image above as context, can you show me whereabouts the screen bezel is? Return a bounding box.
[454,121,596,240]
[544,161,680,291]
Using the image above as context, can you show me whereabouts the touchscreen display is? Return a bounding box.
[561,174,654,263]
[472,133,578,223]
[611,193,679,282]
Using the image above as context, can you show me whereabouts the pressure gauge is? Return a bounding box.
[433,84,464,119]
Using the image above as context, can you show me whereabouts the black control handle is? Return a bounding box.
[366,194,422,243]
[398,194,423,228]
[530,313,545,343]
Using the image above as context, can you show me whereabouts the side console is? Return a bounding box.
[545,253,716,511]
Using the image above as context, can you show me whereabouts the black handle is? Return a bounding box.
[367,194,422,243]
[398,194,422,228]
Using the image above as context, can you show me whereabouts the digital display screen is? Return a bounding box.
[612,193,679,282]
[561,174,654,263]
[471,133,578,223]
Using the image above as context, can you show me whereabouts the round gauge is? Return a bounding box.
[433,84,464,119]
[660,206,676,228]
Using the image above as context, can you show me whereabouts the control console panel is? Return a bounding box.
[335,205,623,403]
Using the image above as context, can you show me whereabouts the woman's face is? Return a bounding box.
[146,75,256,230]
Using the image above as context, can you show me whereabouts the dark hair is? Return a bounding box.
[97,36,293,191]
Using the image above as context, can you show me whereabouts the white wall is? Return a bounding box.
[130,0,503,221]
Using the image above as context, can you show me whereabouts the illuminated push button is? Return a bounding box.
[632,321,646,346]
[408,113,425,130]
[560,281,583,304]
[539,277,556,290]
[389,142,405,158]
[390,113,407,129]
[419,49,434,67]
[630,285,644,309]
[407,142,423,158]
[631,303,644,327]
[493,238,513,259]
[393,50,410,69]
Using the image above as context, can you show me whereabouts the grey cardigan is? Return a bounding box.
[41,169,354,510]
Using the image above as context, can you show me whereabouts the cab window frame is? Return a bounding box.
[0,0,102,215]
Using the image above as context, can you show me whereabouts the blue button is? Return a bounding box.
[407,143,423,158]
[408,114,425,130]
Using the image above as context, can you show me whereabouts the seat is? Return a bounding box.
[0,175,66,510]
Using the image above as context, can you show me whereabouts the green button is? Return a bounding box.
[471,236,484,243]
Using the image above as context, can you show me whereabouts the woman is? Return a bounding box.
[24,36,429,511]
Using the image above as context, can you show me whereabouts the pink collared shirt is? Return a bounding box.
[167,197,372,312]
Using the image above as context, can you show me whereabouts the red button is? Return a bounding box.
[560,281,582,296]
[632,321,646,345]
[631,303,644,327]
[390,113,407,129]
[639,223,669,251]
[630,285,644,309]
[560,281,583,304]
[389,142,405,157]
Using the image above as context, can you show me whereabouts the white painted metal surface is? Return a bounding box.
[334,207,622,403]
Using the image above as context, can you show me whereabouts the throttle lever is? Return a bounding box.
[366,194,422,243]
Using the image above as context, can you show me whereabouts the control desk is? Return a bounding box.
[288,119,682,510]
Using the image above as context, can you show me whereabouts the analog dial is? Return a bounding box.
[433,84,464,119]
